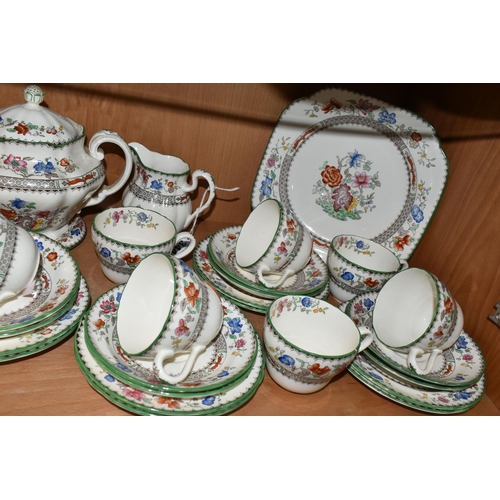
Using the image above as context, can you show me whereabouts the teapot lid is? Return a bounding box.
[0,85,84,148]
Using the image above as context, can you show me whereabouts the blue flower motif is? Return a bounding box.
[369,371,384,381]
[348,150,364,168]
[150,179,162,190]
[116,362,132,373]
[11,197,27,209]
[179,260,193,275]
[136,212,148,222]
[279,354,295,366]
[453,390,471,400]
[307,278,322,288]
[58,308,76,321]
[301,297,313,307]
[116,292,122,302]
[100,247,111,258]
[411,205,424,223]
[356,240,365,249]
[260,176,274,196]
[34,161,55,174]
[378,109,397,124]
[202,395,216,406]
[104,374,115,382]
[363,298,374,310]
[34,239,44,251]
[454,375,465,381]
[341,272,354,281]
[70,228,81,236]
[455,336,468,350]
[217,370,229,378]
[228,317,243,334]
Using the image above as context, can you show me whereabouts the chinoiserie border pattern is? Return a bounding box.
[0,221,18,290]
[128,182,190,207]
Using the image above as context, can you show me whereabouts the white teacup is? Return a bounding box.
[0,214,40,305]
[263,295,373,393]
[116,253,223,385]
[372,267,460,375]
[92,206,196,284]
[235,199,313,289]
[327,234,408,302]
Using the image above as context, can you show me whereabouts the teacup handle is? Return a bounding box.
[153,343,206,385]
[407,347,442,375]
[171,231,196,259]
[82,130,134,208]
[183,170,216,228]
[399,259,409,270]
[357,326,374,353]
[256,265,296,289]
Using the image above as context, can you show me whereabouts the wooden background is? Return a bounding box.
[0,82,499,415]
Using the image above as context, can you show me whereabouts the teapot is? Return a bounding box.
[0,85,133,245]
[122,142,216,231]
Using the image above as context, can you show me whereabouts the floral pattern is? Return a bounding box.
[312,151,381,221]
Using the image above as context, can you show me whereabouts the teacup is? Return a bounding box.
[372,267,459,375]
[263,295,373,393]
[0,214,40,305]
[116,253,223,385]
[235,199,313,289]
[327,234,408,302]
[91,206,196,284]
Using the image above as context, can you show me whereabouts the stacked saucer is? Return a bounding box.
[340,291,486,414]
[0,233,89,362]
[192,225,329,314]
[75,283,265,415]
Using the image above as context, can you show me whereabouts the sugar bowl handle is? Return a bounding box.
[83,130,134,208]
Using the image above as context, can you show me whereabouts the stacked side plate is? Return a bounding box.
[0,233,89,362]
[75,285,265,416]
[340,292,486,414]
[193,227,330,314]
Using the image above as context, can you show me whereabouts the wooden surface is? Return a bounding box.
[0,83,499,416]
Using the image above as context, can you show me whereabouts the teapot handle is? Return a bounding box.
[182,170,216,228]
[82,130,133,208]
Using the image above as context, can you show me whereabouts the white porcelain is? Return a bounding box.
[0,214,40,305]
[0,85,133,244]
[372,268,460,376]
[91,206,196,284]
[235,199,313,289]
[0,277,89,362]
[76,319,264,416]
[327,234,408,301]
[348,352,485,414]
[0,233,80,334]
[252,87,449,262]
[116,253,223,385]
[263,295,373,393]
[208,225,328,299]
[85,286,257,394]
[122,142,216,231]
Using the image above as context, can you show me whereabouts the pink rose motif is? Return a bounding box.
[277,242,288,255]
[175,319,190,336]
[100,300,117,314]
[112,210,124,223]
[235,339,246,349]
[4,154,27,171]
[123,388,144,401]
[266,157,276,168]
[463,353,474,362]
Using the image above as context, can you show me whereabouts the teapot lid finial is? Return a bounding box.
[23,85,45,105]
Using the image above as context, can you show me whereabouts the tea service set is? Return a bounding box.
[0,84,486,415]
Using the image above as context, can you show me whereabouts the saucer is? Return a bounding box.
[0,233,81,335]
[194,236,329,313]
[75,321,265,416]
[208,225,328,298]
[348,352,485,414]
[343,292,486,388]
[0,277,90,362]
[51,215,87,250]
[84,284,258,396]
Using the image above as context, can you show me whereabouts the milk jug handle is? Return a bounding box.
[182,170,216,227]
[82,130,134,208]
